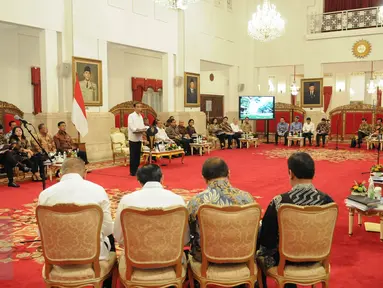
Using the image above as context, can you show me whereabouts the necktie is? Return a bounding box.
[86,82,88,88]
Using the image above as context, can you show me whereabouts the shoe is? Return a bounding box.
[130,173,136,176]
[18,165,31,173]
[8,182,20,188]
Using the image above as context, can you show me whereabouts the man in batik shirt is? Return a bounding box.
[315,118,330,147]
[357,118,371,148]
[257,152,333,288]
[220,116,240,148]
[241,117,253,134]
[187,157,255,262]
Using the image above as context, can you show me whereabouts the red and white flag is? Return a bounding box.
[71,74,88,137]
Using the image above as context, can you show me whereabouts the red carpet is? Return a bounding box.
[1,144,383,287]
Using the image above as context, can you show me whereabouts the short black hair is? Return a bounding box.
[202,157,229,181]
[280,117,285,120]
[321,118,326,121]
[295,116,300,119]
[137,164,163,185]
[9,121,16,127]
[223,116,228,120]
[0,124,3,130]
[378,118,383,122]
[211,118,217,124]
[288,152,315,179]
[133,102,142,107]
[188,119,194,125]
[190,79,194,83]
[58,121,65,127]
[306,117,311,121]
[38,123,45,130]
[245,117,249,120]
[362,118,367,121]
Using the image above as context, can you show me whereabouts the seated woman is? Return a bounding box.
[208,118,227,149]
[186,119,198,139]
[9,126,44,182]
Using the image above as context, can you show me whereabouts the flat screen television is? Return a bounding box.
[239,96,275,120]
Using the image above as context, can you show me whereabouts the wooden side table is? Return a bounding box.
[348,205,383,241]
[190,143,211,156]
[142,150,185,164]
[367,139,383,150]
[239,138,258,149]
[287,136,304,147]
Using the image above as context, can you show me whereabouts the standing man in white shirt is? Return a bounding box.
[38,158,115,288]
[128,102,146,176]
[114,164,187,244]
[302,117,315,146]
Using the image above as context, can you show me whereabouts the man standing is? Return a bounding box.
[31,123,56,154]
[241,117,252,133]
[79,66,97,102]
[187,157,255,262]
[316,118,330,147]
[128,102,146,176]
[257,152,333,288]
[275,117,289,145]
[302,117,315,146]
[187,79,197,104]
[357,118,371,148]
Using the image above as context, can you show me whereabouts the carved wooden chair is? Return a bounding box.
[118,206,188,288]
[110,130,129,165]
[265,203,338,288]
[36,204,117,288]
[188,204,262,288]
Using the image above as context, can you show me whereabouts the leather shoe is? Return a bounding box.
[8,182,20,188]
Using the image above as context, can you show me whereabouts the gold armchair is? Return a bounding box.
[118,206,188,288]
[266,203,338,288]
[110,131,129,165]
[36,204,117,288]
[189,204,262,288]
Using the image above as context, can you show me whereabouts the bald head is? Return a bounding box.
[61,158,86,177]
[202,157,229,181]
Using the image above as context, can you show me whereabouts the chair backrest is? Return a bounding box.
[277,203,338,272]
[110,132,127,152]
[198,204,261,274]
[36,204,103,278]
[120,206,188,279]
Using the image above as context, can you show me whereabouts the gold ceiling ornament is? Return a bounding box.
[352,40,372,59]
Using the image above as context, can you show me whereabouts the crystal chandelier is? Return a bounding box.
[153,0,200,10]
[290,65,299,96]
[367,61,377,94]
[248,0,285,42]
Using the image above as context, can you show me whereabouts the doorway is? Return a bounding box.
[200,95,224,125]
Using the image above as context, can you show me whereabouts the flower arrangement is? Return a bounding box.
[350,181,367,196]
[165,143,179,151]
[371,164,383,173]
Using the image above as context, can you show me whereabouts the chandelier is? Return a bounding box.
[367,61,377,94]
[153,0,200,10]
[248,0,285,42]
[290,65,299,96]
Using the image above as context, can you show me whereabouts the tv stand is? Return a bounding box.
[264,119,272,144]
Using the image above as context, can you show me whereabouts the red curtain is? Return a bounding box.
[378,88,382,107]
[323,86,333,113]
[31,67,42,115]
[325,0,383,12]
[132,77,145,102]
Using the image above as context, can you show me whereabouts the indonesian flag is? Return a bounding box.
[71,74,88,137]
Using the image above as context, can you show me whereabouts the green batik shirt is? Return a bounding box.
[358,123,371,135]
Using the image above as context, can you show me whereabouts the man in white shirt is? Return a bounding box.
[38,158,114,260]
[154,119,173,143]
[114,164,187,244]
[302,117,315,146]
[230,118,243,134]
[128,102,146,176]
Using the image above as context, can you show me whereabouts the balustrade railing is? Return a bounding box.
[308,6,383,34]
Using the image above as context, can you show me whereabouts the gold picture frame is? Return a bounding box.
[184,72,200,107]
[300,78,323,108]
[72,57,103,106]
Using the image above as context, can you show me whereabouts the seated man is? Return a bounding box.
[31,123,56,154]
[53,121,89,164]
[230,118,243,142]
[357,118,371,148]
[114,164,187,244]
[289,116,302,145]
[302,117,315,146]
[241,117,252,134]
[154,119,173,143]
[275,117,289,146]
[187,157,255,262]
[176,120,191,139]
[166,118,191,155]
[38,157,114,288]
[5,121,17,140]
[315,118,330,147]
[221,116,240,148]
[257,152,333,288]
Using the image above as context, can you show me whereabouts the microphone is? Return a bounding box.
[14,115,31,125]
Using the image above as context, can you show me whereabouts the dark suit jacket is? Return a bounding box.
[187,88,197,104]
[304,92,320,105]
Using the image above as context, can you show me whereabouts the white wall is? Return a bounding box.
[0,25,40,113]
[200,70,228,96]
[108,44,163,108]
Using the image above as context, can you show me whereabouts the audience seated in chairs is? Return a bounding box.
[166,118,192,155]
[186,119,198,139]
[289,116,302,146]
[208,118,227,149]
[221,116,240,149]
[315,118,330,148]
[231,118,244,147]
[154,119,173,143]
[257,152,334,288]
[356,117,372,148]
[302,117,315,146]
[38,157,115,288]
[275,117,289,146]
[187,157,255,262]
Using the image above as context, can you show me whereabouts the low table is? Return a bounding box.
[142,149,185,164]
[239,138,258,149]
[190,142,211,156]
[367,139,383,150]
[348,205,383,241]
[44,161,62,181]
[287,136,304,147]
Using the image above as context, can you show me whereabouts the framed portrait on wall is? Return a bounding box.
[72,57,103,106]
[300,78,323,108]
[184,72,200,107]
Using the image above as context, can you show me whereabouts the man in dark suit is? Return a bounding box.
[187,79,197,104]
[304,83,320,105]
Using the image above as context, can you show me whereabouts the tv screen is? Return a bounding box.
[239,96,275,120]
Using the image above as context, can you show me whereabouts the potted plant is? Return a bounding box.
[371,164,383,177]
[350,181,367,196]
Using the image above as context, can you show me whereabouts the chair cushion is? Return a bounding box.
[114,147,129,154]
[267,262,327,281]
[189,255,255,280]
[119,254,186,282]
[42,252,117,282]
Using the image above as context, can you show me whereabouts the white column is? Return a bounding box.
[39,29,59,113]
[175,10,185,112]
[162,53,175,113]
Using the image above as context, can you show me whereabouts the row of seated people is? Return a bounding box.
[275,116,330,147]
[354,117,383,148]
[0,121,88,187]
[207,117,254,149]
[37,153,334,288]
